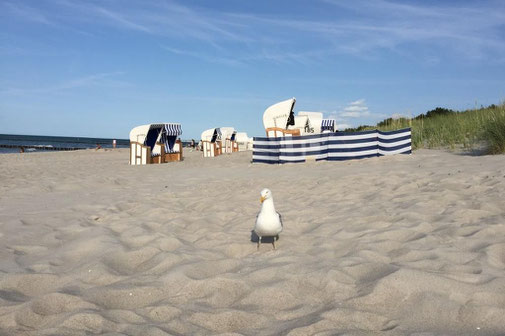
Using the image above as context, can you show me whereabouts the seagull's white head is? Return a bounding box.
[260,188,272,204]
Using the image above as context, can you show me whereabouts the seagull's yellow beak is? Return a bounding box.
[260,196,266,203]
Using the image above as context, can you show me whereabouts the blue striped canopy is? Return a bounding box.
[164,123,182,136]
[321,119,336,131]
[161,123,182,153]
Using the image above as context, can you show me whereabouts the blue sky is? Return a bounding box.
[1,0,504,139]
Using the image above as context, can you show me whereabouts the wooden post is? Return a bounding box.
[178,139,183,161]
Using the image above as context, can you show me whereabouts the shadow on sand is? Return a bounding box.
[250,230,278,244]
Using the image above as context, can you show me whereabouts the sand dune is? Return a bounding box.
[1,148,504,335]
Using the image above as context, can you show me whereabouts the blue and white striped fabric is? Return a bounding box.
[162,123,182,153]
[210,128,222,143]
[164,123,182,136]
[253,128,411,164]
[321,119,336,132]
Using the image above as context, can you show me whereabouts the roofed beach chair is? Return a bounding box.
[263,98,299,137]
[262,98,325,137]
[201,128,222,157]
[129,123,183,165]
[236,132,251,151]
[220,127,238,154]
[321,119,336,133]
[231,131,239,152]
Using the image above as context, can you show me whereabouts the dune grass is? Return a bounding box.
[371,104,505,153]
[481,106,505,154]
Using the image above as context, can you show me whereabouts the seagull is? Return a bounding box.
[254,188,283,250]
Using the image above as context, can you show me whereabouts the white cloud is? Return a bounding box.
[4,0,505,64]
[349,99,365,105]
[161,46,243,66]
[2,2,55,26]
[92,6,152,33]
[340,99,370,118]
[324,111,338,120]
[0,72,130,96]
[337,123,352,131]
[391,113,408,119]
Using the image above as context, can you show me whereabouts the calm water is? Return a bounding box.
[0,134,130,154]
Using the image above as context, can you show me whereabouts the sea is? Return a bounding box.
[0,134,130,154]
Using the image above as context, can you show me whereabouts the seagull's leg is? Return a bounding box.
[257,236,261,251]
[272,235,279,250]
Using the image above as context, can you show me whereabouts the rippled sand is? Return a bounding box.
[0,148,504,335]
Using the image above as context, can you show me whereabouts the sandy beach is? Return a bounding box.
[0,148,504,335]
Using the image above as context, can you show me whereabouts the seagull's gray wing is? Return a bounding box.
[277,212,283,228]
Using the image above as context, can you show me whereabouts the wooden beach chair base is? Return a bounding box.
[265,127,301,137]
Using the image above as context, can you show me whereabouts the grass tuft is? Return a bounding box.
[481,107,505,154]
[358,103,505,153]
